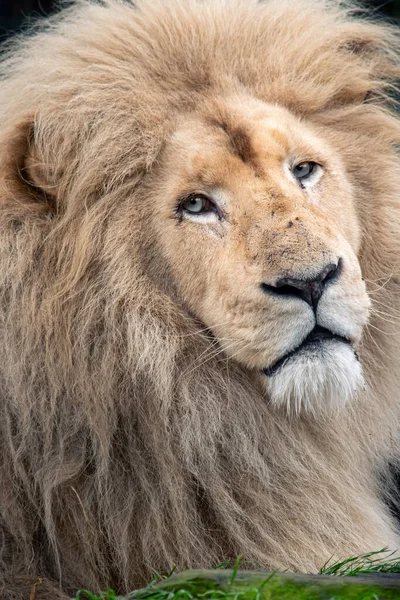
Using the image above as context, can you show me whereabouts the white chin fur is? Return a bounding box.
[265,340,364,415]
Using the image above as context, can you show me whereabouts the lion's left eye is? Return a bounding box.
[292,161,317,181]
[181,194,215,214]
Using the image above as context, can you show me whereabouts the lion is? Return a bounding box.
[1,0,400,597]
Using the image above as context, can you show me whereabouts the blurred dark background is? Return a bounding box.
[0,0,56,41]
[0,0,400,43]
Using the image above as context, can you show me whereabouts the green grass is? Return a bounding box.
[73,550,400,600]
[319,548,400,576]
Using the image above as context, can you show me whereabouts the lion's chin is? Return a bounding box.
[263,340,364,415]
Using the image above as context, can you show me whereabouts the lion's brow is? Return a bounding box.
[209,118,259,169]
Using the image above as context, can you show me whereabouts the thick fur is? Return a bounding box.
[2,0,400,598]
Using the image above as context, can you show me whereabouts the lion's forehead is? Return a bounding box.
[168,98,336,196]
[172,98,328,157]
[164,96,353,258]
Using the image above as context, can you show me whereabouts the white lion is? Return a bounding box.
[0,0,400,598]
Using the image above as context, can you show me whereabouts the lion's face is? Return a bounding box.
[154,95,370,413]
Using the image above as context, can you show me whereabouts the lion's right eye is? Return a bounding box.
[181,194,215,215]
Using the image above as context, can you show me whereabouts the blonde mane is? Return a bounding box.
[1,1,400,598]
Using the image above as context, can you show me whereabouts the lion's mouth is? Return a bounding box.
[263,325,352,377]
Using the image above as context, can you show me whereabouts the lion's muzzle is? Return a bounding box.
[260,259,342,313]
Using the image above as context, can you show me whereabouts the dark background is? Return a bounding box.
[0,0,400,42]
[0,0,55,41]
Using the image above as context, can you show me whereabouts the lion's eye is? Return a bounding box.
[181,194,215,214]
[292,161,317,181]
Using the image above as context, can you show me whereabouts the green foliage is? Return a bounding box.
[319,549,400,576]
[72,551,400,600]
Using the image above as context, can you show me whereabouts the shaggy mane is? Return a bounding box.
[1,1,400,598]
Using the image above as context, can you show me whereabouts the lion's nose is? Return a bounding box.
[261,259,342,312]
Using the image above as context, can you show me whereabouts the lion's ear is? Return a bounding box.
[331,24,400,108]
[1,118,58,214]
[24,137,59,201]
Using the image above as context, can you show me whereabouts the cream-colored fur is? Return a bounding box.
[1,0,400,598]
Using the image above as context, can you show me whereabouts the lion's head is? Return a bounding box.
[156,95,369,413]
[2,0,400,597]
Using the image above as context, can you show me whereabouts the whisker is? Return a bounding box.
[366,322,400,336]
[177,339,244,382]
[363,328,386,363]
[365,273,395,294]
[224,340,254,363]
[177,320,230,339]
[370,299,400,317]
[369,309,400,324]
